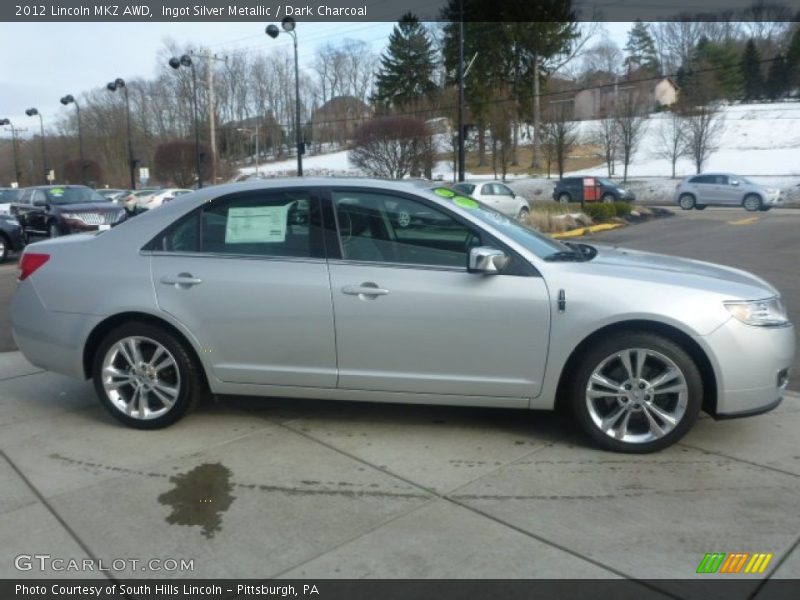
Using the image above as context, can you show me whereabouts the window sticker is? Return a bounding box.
[433,187,456,198]
[49,187,65,197]
[225,204,290,244]
[453,195,479,209]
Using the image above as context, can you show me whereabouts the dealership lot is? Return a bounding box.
[0,206,798,592]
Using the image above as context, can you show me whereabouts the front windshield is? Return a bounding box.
[45,186,109,205]
[0,189,22,202]
[597,177,616,187]
[427,187,569,259]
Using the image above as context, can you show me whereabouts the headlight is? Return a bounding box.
[724,297,788,327]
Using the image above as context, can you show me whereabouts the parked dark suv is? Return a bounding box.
[553,176,635,203]
[12,185,128,239]
[0,213,25,262]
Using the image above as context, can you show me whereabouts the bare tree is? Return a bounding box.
[652,112,688,178]
[541,102,579,178]
[153,140,211,187]
[349,116,431,179]
[590,111,621,178]
[613,90,650,182]
[679,104,724,174]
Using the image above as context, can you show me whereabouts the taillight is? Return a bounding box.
[18,253,50,281]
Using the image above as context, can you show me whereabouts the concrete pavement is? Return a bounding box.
[1,352,798,595]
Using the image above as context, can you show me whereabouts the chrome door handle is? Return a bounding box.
[342,283,389,297]
[160,273,203,287]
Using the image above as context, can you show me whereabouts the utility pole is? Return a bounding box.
[457,0,465,183]
[193,49,227,185]
[0,121,25,185]
[531,54,541,170]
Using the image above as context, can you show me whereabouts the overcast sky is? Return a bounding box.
[0,21,629,135]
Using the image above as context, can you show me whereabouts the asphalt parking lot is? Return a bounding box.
[0,206,798,594]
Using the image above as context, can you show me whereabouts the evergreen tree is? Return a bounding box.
[689,37,743,101]
[372,13,437,109]
[624,19,660,73]
[765,53,789,100]
[740,39,763,101]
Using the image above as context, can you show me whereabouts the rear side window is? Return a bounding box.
[155,190,324,259]
[689,175,713,184]
[452,183,475,195]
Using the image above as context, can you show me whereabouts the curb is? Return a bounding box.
[550,222,625,239]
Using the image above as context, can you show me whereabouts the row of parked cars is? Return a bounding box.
[0,184,193,262]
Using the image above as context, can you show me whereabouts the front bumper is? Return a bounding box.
[701,317,795,417]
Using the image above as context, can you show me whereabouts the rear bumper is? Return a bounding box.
[701,318,795,417]
[10,280,100,379]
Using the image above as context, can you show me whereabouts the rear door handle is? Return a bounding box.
[160,273,203,287]
[342,283,389,297]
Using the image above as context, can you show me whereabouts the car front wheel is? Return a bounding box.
[569,332,702,453]
[557,193,571,204]
[49,222,61,238]
[0,234,7,262]
[743,194,762,212]
[517,206,530,221]
[92,322,205,429]
[601,193,615,203]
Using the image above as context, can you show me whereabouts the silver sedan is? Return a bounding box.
[10,179,795,453]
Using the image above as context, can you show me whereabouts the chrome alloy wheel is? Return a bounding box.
[585,348,688,444]
[101,336,181,420]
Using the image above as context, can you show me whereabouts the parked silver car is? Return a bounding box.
[674,173,782,211]
[10,179,795,453]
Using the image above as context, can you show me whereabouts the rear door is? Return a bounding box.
[715,175,739,205]
[150,188,337,388]
[689,175,718,204]
[325,187,551,399]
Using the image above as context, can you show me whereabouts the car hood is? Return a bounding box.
[581,244,777,298]
[51,202,121,212]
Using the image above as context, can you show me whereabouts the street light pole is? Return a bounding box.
[0,119,22,185]
[25,108,48,184]
[266,17,303,176]
[169,55,203,188]
[60,95,86,184]
[107,78,136,190]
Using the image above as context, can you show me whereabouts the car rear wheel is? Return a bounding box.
[517,206,530,221]
[557,193,571,204]
[92,322,204,429]
[569,332,702,453]
[678,194,696,210]
[743,194,762,212]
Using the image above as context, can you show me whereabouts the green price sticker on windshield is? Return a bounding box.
[453,195,479,209]
[433,187,455,198]
[49,187,65,196]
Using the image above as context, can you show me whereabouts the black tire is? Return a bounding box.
[517,206,530,221]
[568,331,703,453]
[759,205,771,212]
[48,222,61,238]
[0,233,8,262]
[695,205,707,211]
[92,321,205,429]
[557,192,571,204]
[678,194,696,210]
[743,194,762,212]
[601,193,615,203]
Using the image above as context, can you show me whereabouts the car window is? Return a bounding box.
[689,175,712,184]
[158,190,322,259]
[18,190,32,204]
[332,190,480,268]
[715,175,729,185]
[480,184,494,196]
[33,190,48,205]
[495,184,514,196]
[452,183,475,195]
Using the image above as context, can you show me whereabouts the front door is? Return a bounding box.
[326,188,550,399]
[150,188,337,388]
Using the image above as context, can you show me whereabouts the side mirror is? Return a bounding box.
[468,246,510,274]
[162,196,174,203]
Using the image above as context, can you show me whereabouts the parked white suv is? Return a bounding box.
[452,181,530,220]
[674,173,782,212]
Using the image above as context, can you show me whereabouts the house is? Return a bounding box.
[311,96,372,148]
[547,73,679,120]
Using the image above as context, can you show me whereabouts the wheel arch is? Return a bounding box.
[742,192,763,204]
[82,311,209,389]
[554,319,718,416]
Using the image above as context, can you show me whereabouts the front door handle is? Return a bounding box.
[342,282,389,298]
[160,273,203,288]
